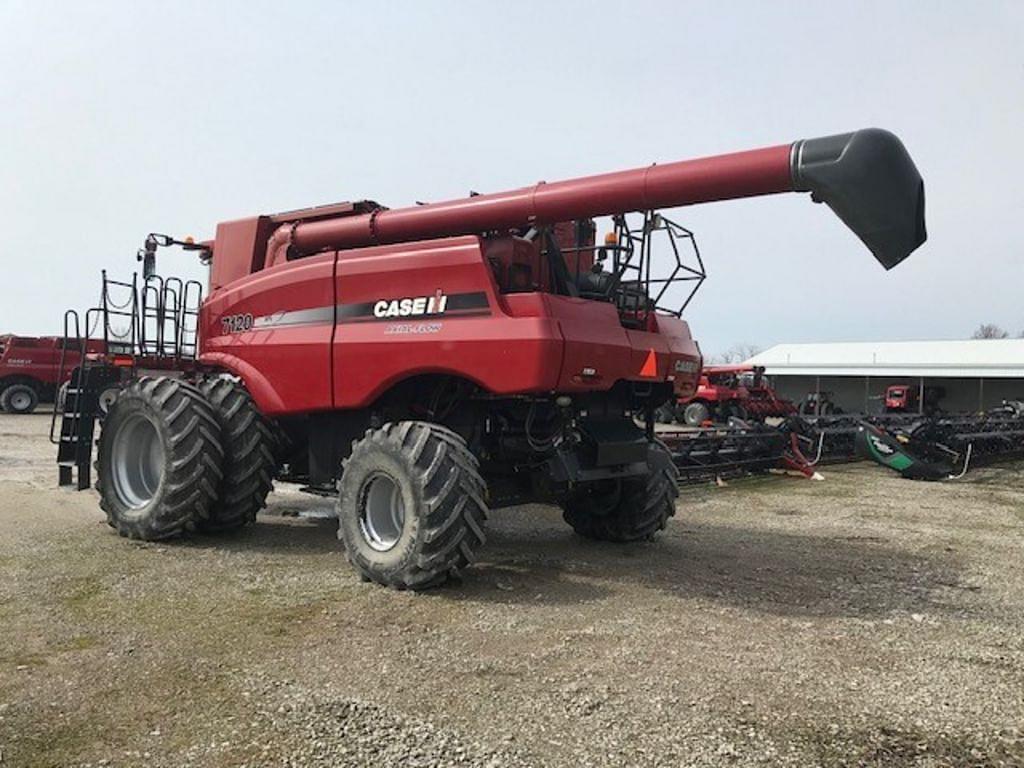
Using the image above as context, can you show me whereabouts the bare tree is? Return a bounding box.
[972,324,1009,340]
[711,343,762,364]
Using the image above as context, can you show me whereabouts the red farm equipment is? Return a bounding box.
[673,364,796,425]
[884,383,946,414]
[56,128,926,589]
[0,334,106,414]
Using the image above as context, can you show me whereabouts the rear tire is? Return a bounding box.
[197,377,276,532]
[562,442,679,542]
[0,383,39,414]
[97,377,224,540]
[337,421,488,590]
[683,401,710,426]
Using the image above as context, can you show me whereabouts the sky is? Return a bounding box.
[1,1,1021,357]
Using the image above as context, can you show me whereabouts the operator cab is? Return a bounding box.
[484,211,705,331]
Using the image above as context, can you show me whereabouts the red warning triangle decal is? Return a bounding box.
[639,348,658,378]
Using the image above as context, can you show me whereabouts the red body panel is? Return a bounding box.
[0,336,104,388]
[332,237,560,408]
[201,254,336,414]
[199,237,700,416]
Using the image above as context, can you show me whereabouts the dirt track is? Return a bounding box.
[1,411,1023,767]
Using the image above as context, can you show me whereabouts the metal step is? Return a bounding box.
[56,364,117,491]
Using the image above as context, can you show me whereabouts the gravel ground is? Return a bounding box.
[1,411,1023,767]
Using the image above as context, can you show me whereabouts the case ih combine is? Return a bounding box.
[56,128,926,589]
[0,335,105,414]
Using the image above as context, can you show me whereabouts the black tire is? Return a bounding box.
[0,383,39,414]
[561,442,679,542]
[683,401,710,426]
[654,403,676,424]
[337,421,488,590]
[56,382,70,414]
[723,403,749,421]
[97,377,224,540]
[197,377,276,532]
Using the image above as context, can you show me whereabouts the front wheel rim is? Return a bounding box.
[358,473,406,552]
[10,391,31,411]
[110,413,165,509]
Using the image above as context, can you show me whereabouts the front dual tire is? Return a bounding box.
[97,378,224,539]
[96,377,274,539]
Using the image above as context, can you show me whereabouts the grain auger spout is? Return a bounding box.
[262,127,925,270]
[790,128,926,269]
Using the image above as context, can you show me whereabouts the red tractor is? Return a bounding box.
[0,335,105,414]
[57,128,926,589]
[676,365,796,425]
[884,383,945,414]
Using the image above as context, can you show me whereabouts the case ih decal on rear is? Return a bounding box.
[224,291,490,334]
[374,289,448,319]
[338,291,489,323]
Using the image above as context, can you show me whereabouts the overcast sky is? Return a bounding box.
[1,1,1021,356]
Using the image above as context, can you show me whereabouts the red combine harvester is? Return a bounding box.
[56,128,926,589]
[0,335,105,414]
[675,364,796,425]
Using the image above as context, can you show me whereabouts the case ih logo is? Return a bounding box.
[373,290,448,319]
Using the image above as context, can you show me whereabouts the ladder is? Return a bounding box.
[51,270,204,490]
[55,363,119,490]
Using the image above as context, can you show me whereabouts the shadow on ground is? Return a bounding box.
[172,496,965,619]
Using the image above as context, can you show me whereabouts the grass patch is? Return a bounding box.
[0,657,245,767]
[0,651,48,668]
[50,634,101,653]
[59,574,106,613]
[236,597,331,638]
[795,724,1024,767]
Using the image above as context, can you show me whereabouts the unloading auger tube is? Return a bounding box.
[267,128,926,269]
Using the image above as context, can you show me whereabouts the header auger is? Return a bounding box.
[57,128,926,589]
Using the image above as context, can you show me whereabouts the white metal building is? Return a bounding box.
[746,340,1024,413]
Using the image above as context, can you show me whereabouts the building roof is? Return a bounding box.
[746,339,1024,378]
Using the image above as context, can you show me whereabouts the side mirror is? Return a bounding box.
[138,235,158,279]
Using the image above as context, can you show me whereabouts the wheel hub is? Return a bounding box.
[98,387,119,414]
[358,473,406,552]
[9,391,31,411]
[110,413,165,509]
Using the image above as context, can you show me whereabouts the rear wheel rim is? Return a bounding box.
[110,413,165,509]
[358,473,406,552]
[10,391,31,411]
